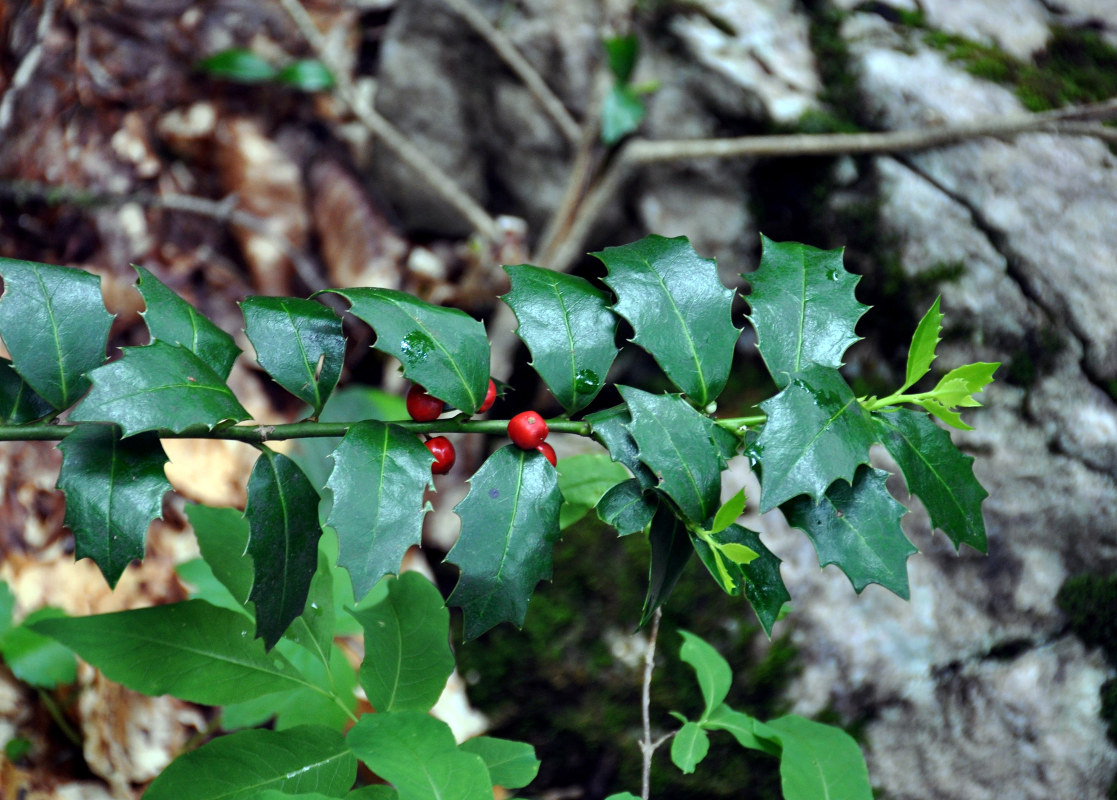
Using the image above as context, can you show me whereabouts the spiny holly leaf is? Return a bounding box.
[764,715,873,800]
[783,466,915,598]
[245,449,324,650]
[0,359,53,423]
[586,404,656,488]
[874,408,988,552]
[135,266,240,379]
[71,341,249,436]
[901,296,942,392]
[0,258,113,409]
[619,386,722,524]
[458,737,540,791]
[447,446,562,639]
[916,362,1000,431]
[324,421,433,601]
[755,365,876,512]
[143,725,356,800]
[241,296,344,417]
[737,527,791,637]
[502,265,617,412]
[745,236,868,388]
[597,478,658,535]
[349,572,454,713]
[56,425,171,587]
[641,505,693,627]
[596,235,740,406]
[328,288,489,414]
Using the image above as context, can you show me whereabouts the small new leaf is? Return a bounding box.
[902,296,942,392]
[711,488,747,533]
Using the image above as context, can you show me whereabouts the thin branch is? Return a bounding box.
[640,607,664,800]
[0,0,59,132]
[274,0,497,239]
[440,0,581,146]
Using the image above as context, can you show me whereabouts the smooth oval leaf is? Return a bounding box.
[241,295,344,417]
[0,258,113,409]
[679,630,733,719]
[556,453,630,529]
[764,714,874,800]
[135,265,240,379]
[70,341,249,436]
[704,704,780,755]
[502,264,617,412]
[901,296,942,392]
[0,607,77,688]
[57,424,171,587]
[196,48,278,82]
[277,59,336,91]
[328,288,489,414]
[458,737,540,791]
[711,487,746,533]
[186,504,253,608]
[670,721,710,775]
[597,235,740,406]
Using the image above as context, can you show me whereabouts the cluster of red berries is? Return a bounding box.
[406,380,555,475]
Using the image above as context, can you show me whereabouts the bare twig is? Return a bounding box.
[640,607,664,800]
[0,0,59,132]
[440,0,581,146]
[274,0,498,240]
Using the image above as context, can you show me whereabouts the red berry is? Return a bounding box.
[407,384,443,422]
[478,379,497,413]
[508,410,548,449]
[537,442,557,467]
[426,436,456,474]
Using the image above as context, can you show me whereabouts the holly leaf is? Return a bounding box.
[735,527,790,636]
[597,478,658,535]
[915,362,1000,431]
[328,288,489,414]
[711,488,747,533]
[901,296,942,392]
[135,265,240,379]
[0,258,113,409]
[783,466,915,598]
[745,236,868,388]
[324,421,433,601]
[502,265,617,412]
[764,715,873,800]
[640,505,693,627]
[71,341,249,436]
[458,737,540,790]
[556,453,630,529]
[241,296,345,417]
[874,409,988,552]
[755,365,876,512]
[349,572,454,713]
[245,449,324,649]
[586,404,656,488]
[670,722,710,774]
[57,424,171,587]
[447,446,562,639]
[0,359,53,423]
[143,725,356,800]
[596,235,740,406]
[619,386,722,524]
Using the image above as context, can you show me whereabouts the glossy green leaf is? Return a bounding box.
[135,266,240,379]
[874,409,988,552]
[745,236,868,388]
[0,258,113,409]
[704,704,779,754]
[755,365,876,512]
[186,504,252,609]
[196,48,278,82]
[901,296,942,392]
[350,572,453,713]
[597,478,658,535]
[586,404,656,488]
[0,359,52,423]
[670,721,710,774]
[691,523,788,635]
[57,424,171,587]
[679,630,732,719]
[597,236,740,406]
[324,421,433,601]
[245,449,324,649]
[640,505,692,627]
[28,600,309,705]
[619,387,722,524]
[556,453,630,528]
[447,446,562,639]
[277,59,335,91]
[784,466,915,598]
[144,725,356,800]
[71,341,249,436]
[0,607,77,687]
[241,296,345,417]
[458,737,540,790]
[329,288,489,414]
[711,488,746,533]
[347,712,493,800]
[765,714,873,800]
[503,265,617,412]
[601,85,646,145]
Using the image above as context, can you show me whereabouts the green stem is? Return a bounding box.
[38,689,82,747]
[714,414,766,431]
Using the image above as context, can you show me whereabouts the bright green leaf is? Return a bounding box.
[277,59,335,91]
[57,424,170,587]
[604,794,642,800]
[0,359,52,423]
[601,85,646,145]
[447,446,562,639]
[745,236,868,388]
[0,258,113,409]
[186,504,253,609]
[586,404,656,488]
[690,523,787,634]
[350,572,453,713]
[765,714,873,800]
[784,466,915,598]
[720,542,759,565]
[144,725,355,800]
[640,505,692,627]
[286,547,336,665]
[597,478,658,535]
[556,453,630,529]
[902,296,942,392]
[324,421,433,601]
[704,704,780,755]
[328,288,489,414]
[679,630,732,720]
[597,236,740,406]
[458,737,540,790]
[70,341,249,436]
[135,265,240,379]
[670,721,710,774]
[196,48,278,82]
[245,449,324,650]
[241,295,345,417]
[711,488,746,533]
[0,607,77,687]
[503,265,617,412]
